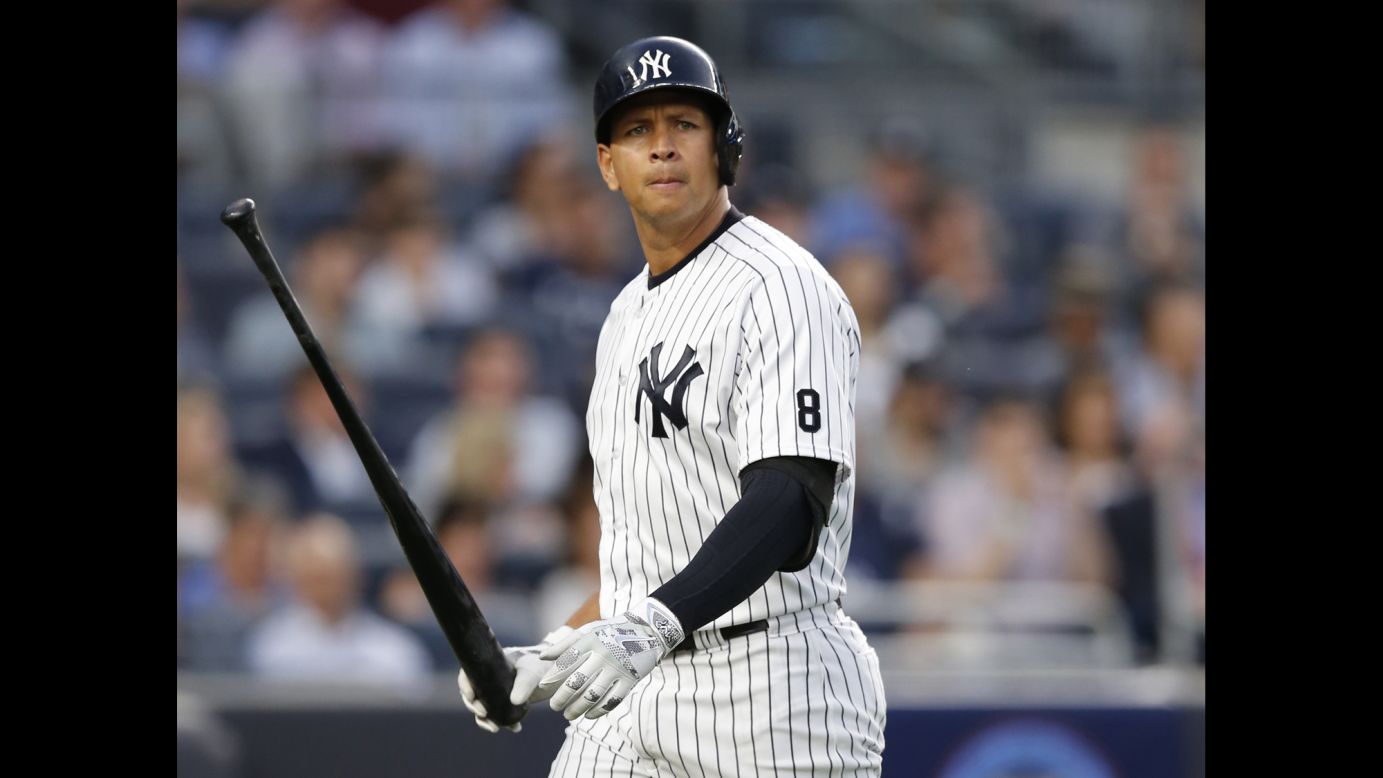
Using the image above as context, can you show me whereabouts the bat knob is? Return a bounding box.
[221,198,257,226]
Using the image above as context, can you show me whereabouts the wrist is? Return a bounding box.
[628,596,685,653]
[542,625,576,646]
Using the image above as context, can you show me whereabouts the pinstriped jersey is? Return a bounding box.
[586,208,862,631]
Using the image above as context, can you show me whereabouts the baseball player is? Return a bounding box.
[458,36,887,776]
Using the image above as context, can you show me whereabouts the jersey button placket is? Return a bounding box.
[618,291,650,387]
[614,293,649,462]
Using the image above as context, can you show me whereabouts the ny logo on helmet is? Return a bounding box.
[627,50,671,89]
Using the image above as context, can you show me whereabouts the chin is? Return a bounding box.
[637,197,691,222]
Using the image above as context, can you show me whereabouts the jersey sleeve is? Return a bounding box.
[732,266,858,484]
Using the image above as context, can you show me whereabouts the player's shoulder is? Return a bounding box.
[721,215,856,315]
[721,216,831,283]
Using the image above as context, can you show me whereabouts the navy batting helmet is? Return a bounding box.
[593,36,745,186]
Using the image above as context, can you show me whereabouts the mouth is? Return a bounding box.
[648,176,684,190]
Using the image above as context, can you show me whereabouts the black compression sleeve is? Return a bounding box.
[742,456,837,522]
[648,461,829,633]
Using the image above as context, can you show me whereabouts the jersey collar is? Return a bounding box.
[647,206,745,290]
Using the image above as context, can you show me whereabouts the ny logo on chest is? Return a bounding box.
[635,342,704,438]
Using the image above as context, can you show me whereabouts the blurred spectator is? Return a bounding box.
[1051,250,1127,358]
[1174,436,1205,661]
[178,259,220,385]
[843,491,928,587]
[849,360,951,586]
[830,246,945,444]
[1023,247,1139,397]
[237,363,375,514]
[406,327,580,520]
[1118,281,1204,438]
[989,179,1088,305]
[738,163,814,248]
[500,179,640,409]
[246,513,431,682]
[379,494,537,666]
[427,409,568,587]
[832,246,900,439]
[466,134,584,274]
[907,186,1004,317]
[1051,368,1134,516]
[918,396,1110,584]
[812,118,937,268]
[1001,0,1148,75]
[380,0,571,182]
[223,0,385,190]
[179,480,292,671]
[906,185,1051,398]
[178,1,239,189]
[1101,398,1204,663]
[177,0,231,85]
[349,151,440,257]
[353,210,500,348]
[223,226,407,381]
[861,361,954,503]
[533,460,601,630]
[178,384,239,564]
[1105,124,1205,316]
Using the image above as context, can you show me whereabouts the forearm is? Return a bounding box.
[649,458,833,633]
[564,589,602,629]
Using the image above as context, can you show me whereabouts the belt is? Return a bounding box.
[671,620,767,654]
[669,599,843,654]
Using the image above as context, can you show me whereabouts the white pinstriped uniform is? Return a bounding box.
[553,213,887,776]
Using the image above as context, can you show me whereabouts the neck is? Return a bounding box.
[223,563,264,594]
[303,295,344,324]
[1070,449,1112,469]
[448,4,496,33]
[318,606,350,627]
[633,190,731,276]
[176,480,210,502]
[288,6,332,32]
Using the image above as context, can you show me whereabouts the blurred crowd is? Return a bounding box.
[178,0,1205,682]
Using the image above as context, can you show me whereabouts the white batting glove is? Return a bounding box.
[457,625,576,733]
[536,597,684,721]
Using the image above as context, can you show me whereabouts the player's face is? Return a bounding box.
[597,93,721,226]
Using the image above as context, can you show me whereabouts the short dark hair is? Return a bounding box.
[1135,278,1204,342]
[433,493,489,536]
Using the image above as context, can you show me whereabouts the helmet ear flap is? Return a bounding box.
[717,110,745,187]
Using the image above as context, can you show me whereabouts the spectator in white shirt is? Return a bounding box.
[406,327,579,520]
[247,514,431,684]
[353,210,500,348]
[380,0,571,182]
[223,0,386,190]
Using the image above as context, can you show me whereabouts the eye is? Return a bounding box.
[627,125,648,136]
[677,120,698,130]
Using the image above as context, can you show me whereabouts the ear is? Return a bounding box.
[596,145,621,192]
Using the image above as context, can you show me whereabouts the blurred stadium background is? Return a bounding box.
[177,0,1204,775]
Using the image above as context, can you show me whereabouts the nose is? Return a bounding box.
[649,123,678,162]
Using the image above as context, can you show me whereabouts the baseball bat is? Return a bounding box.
[220,198,526,727]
